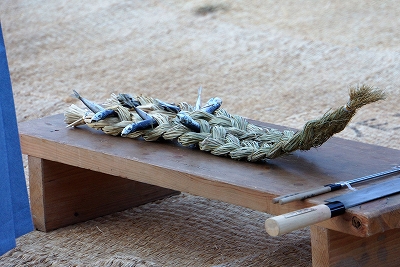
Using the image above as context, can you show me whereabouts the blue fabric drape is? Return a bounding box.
[0,22,33,256]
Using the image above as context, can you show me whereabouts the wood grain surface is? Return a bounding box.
[19,114,400,237]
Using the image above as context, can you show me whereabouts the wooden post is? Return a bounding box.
[310,225,400,267]
[28,156,179,231]
[20,114,400,265]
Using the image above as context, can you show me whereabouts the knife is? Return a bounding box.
[265,177,400,236]
[273,166,400,204]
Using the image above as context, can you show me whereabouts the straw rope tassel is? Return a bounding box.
[64,84,385,162]
[272,84,386,159]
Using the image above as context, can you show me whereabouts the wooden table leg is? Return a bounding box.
[28,156,179,232]
[311,225,400,267]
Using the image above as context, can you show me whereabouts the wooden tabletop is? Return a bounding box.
[19,114,400,237]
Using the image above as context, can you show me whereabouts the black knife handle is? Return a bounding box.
[326,201,346,217]
[326,183,343,191]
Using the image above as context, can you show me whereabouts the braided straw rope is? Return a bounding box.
[64,84,385,161]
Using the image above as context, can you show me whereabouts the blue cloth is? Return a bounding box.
[0,23,33,256]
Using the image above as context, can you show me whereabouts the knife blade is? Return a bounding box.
[265,177,400,236]
[273,166,400,204]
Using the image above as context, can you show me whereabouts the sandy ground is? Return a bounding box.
[1,0,399,266]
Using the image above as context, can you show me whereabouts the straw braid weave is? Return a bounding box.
[64,84,385,161]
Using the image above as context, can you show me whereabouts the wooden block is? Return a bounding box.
[311,225,400,267]
[19,114,400,266]
[28,156,179,231]
[19,114,400,236]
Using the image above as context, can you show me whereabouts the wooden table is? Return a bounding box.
[19,114,400,267]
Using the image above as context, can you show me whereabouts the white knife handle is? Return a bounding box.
[277,186,332,204]
[265,202,345,236]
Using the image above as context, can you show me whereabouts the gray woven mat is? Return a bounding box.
[2,194,311,266]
